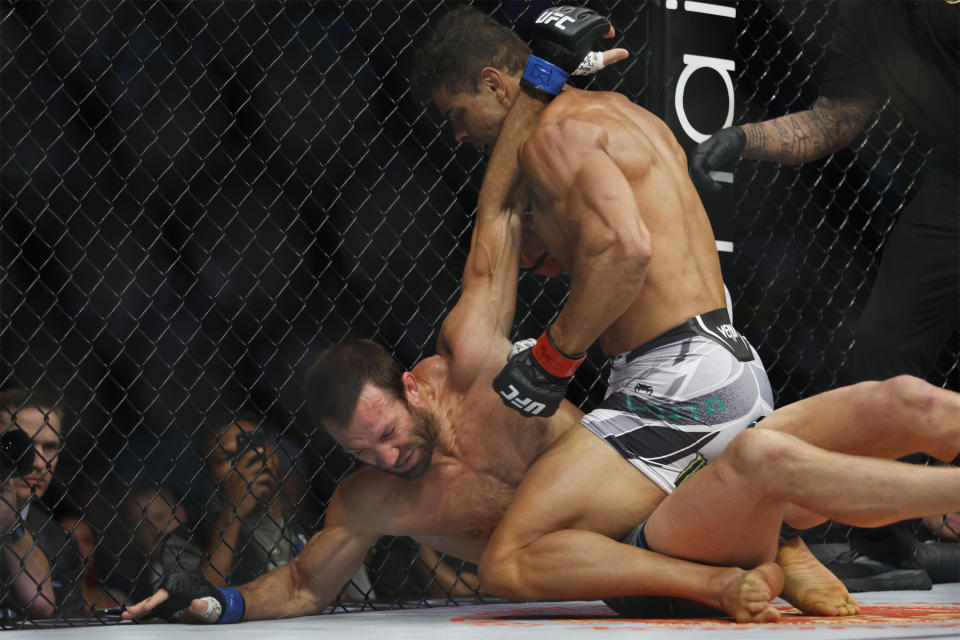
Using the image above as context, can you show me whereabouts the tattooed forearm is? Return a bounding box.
[744,126,767,155]
[740,96,876,164]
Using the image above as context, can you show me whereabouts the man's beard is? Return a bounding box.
[388,405,439,479]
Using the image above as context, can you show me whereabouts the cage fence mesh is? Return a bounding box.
[0,0,956,627]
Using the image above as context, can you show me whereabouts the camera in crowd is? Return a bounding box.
[1,430,35,481]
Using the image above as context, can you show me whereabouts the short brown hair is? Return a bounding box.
[410,5,530,101]
[0,387,66,434]
[304,339,404,432]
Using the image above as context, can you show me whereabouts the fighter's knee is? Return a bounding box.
[849,376,959,460]
[880,376,960,454]
[879,375,938,410]
[724,429,795,487]
[842,376,930,421]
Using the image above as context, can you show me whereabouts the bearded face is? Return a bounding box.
[386,404,439,479]
[335,382,443,480]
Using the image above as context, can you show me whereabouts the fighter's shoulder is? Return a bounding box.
[542,89,633,122]
[531,94,608,138]
[331,466,400,528]
[525,91,627,155]
[522,115,600,180]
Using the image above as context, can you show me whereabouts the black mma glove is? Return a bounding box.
[493,329,585,417]
[151,571,245,624]
[688,126,746,192]
[521,6,613,97]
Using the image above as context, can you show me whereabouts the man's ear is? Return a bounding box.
[401,371,420,403]
[479,67,509,104]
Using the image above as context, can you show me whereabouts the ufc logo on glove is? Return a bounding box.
[535,11,576,30]
[498,385,547,415]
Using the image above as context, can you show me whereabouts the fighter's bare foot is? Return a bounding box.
[717,562,784,623]
[777,537,860,616]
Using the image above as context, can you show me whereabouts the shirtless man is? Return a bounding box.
[119,139,776,624]
[410,5,960,621]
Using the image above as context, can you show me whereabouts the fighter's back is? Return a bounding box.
[522,88,726,354]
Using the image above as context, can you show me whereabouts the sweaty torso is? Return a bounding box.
[340,354,581,563]
[524,89,725,355]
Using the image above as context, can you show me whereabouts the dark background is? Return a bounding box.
[1,0,956,613]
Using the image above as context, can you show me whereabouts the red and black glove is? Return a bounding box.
[493,329,585,417]
[521,6,613,97]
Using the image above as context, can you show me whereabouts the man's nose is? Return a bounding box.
[454,128,467,144]
[374,444,400,469]
[32,444,46,471]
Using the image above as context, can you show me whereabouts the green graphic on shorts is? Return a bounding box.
[625,395,727,420]
[675,453,707,487]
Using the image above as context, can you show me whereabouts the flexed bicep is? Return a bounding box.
[437,194,524,371]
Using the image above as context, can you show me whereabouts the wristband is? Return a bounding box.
[532,328,586,378]
[216,587,246,624]
[520,55,569,97]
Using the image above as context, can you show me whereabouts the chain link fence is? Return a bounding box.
[1,0,956,628]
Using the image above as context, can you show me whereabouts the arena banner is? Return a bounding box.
[654,0,738,282]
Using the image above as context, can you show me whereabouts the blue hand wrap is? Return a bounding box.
[216,587,245,624]
[521,55,569,97]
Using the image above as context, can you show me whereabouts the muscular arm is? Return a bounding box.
[436,91,551,368]
[435,168,525,372]
[741,96,876,165]
[123,485,381,622]
[477,92,551,218]
[236,525,377,620]
[523,123,651,354]
[236,483,380,620]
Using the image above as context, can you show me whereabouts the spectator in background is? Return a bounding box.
[196,413,372,600]
[0,388,84,619]
[108,484,199,602]
[689,1,958,591]
[56,515,125,613]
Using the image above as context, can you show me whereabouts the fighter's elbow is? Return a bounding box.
[286,555,324,615]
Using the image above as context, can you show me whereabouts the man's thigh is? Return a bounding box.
[751,380,923,460]
[642,436,784,567]
[489,425,667,551]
